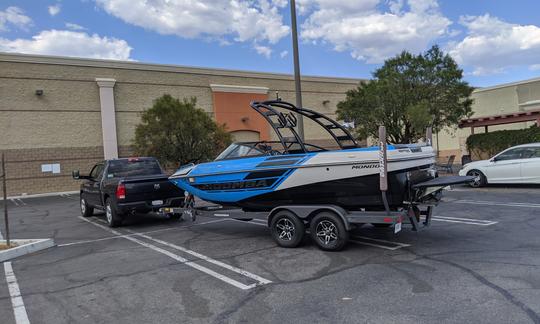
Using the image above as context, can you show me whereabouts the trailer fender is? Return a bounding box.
[268,205,351,231]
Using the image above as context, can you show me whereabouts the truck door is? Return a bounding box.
[85,163,104,207]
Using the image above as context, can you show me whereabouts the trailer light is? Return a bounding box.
[116,183,126,200]
[383,217,393,223]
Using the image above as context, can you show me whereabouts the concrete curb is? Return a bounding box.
[0,239,56,262]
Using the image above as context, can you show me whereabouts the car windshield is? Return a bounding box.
[107,159,163,178]
[215,143,266,160]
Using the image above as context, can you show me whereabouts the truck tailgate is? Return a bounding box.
[122,175,183,203]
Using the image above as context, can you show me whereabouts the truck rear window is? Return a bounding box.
[107,159,163,178]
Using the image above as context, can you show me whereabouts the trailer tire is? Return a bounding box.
[310,212,348,251]
[270,211,304,248]
[105,198,123,227]
[80,195,94,218]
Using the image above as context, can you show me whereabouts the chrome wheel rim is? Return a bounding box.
[80,198,86,214]
[316,220,338,246]
[106,204,112,224]
[470,171,482,187]
[276,218,295,241]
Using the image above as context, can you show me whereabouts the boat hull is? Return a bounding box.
[170,146,436,211]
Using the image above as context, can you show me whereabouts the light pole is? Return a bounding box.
[290,0,304,140]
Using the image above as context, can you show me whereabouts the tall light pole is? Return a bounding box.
[290,0,304,140]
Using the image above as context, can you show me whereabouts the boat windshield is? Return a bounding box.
[215,143,267,160]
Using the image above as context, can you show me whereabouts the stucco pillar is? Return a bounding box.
[96,78,118,159]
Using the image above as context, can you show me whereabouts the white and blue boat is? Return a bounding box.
[170,100,457,211]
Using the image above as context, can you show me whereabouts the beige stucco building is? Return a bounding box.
[0,52,362,196]
[434,78,540,159]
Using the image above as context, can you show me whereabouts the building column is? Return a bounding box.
[96,78,118,159]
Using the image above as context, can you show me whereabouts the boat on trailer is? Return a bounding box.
[167,100,473,250]
[170,100,456,211]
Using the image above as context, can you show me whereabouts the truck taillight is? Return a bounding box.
[116,183,126,200]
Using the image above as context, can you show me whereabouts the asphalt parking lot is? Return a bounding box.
[1,186,540,324]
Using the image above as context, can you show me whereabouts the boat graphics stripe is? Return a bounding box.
[170,154,433,179]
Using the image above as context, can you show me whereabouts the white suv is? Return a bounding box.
[459,143,540,187]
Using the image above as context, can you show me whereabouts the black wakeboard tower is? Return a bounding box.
[250,100,359,153]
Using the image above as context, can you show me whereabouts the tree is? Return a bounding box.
[133,94,232,169]
[337,45,474,144]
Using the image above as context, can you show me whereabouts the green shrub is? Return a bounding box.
[466,125,540,160]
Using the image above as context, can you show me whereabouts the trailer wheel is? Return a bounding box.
[310,212,348,251]
[270,211,304,248]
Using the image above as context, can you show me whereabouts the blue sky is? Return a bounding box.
[1,0,540,87]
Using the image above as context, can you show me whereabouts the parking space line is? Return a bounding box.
[122,227,272,286]
[79,217,270,290]
[451,199,540,209]
[349,236,411,250]
[9,199,20,207]
[432,215,498,226]
[4,262,30,324]
[58,219,228,247]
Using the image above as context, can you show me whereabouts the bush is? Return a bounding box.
[133,95,232,170]
[466,125,540,160]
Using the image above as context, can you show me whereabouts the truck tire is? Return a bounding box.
[310,211,348,251]
[105,198,123,227]
[270,211,305,248]
[80,195,94,217]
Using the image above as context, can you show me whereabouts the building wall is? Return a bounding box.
[0,53,361,196]
[434,78,540,160]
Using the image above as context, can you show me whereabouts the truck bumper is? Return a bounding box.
[116,197,184,214]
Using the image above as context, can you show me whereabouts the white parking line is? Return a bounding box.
[451,199,540,209]
[79,217,271,290]
[4,262,30,324]
[9,199,20,207]
[58,219,228,247]
[122,227,272,286]
[349,236,411,250]
[432,215,498,226]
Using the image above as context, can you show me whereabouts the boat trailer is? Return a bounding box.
[162,127,472,251]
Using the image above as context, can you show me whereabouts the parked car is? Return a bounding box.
[73,157,184,227]
[459,143,540,187]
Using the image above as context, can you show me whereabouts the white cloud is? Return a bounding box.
[65,22,87,31]
[0,30,132,60]
[95,0,290,54]
[0,6,32,31]
[448,14,540,75]
[255,44,272,58]
[280,50,288,58]
[48,4,61,16]
[300,0,451,63]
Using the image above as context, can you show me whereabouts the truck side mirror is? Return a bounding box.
[72,170,80,179]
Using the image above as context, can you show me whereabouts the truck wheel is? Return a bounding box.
[270,211,304,248]
[467,170,487,188]
[80,195,94,217]
[310,212,348,251]
[105,198,123,227]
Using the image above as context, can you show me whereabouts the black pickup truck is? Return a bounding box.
[72,157,184,227]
